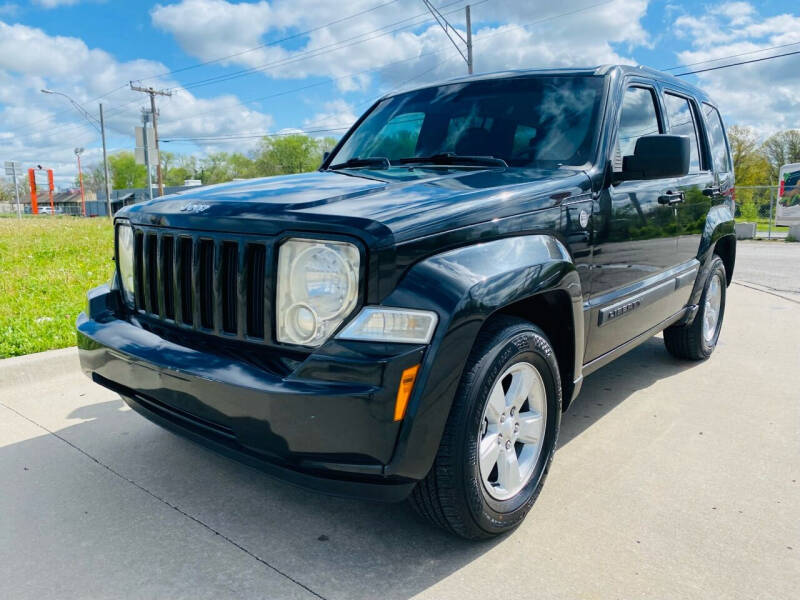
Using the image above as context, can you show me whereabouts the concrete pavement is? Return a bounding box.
[1,283,798,599]
[735,240,800,302]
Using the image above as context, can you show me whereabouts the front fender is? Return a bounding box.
[382,235,583,480]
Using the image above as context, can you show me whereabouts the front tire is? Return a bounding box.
[409,316,561,539]
[664,255,727,360]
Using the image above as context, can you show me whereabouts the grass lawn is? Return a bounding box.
[735,217,788,233]
[0,216,114,358]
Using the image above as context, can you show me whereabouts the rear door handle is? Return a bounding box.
[658,191,685,205]
[703,186,721,197]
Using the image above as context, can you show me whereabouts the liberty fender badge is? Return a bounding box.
[579,209,590,229]
[179,202,211,213]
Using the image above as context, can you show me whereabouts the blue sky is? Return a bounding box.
[1,0,799,186]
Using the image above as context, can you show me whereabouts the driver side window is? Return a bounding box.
[615,86,661,171]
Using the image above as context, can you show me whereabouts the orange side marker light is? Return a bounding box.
[394,364,420,422]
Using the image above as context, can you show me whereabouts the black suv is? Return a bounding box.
[77,65,735,539]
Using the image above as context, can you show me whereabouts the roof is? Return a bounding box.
[382,64,709,102]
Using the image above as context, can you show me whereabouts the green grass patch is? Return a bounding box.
[0,216,114,358]
[735,217,788,233]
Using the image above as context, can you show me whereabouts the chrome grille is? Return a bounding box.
[131,227,271,343]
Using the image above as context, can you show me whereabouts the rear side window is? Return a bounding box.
[615,86,661,171]
[702,103,731,173]
[663,93,701,173]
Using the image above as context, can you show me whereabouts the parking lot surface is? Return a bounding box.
[735,240,800,301]
[1,282,798,599]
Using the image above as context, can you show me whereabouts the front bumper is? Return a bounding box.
[77,286,424,501]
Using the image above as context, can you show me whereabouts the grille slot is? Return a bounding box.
[179,237,193,325]
[146,233,159,315]
[161,236,175,320]
[198,239,215,330]
[131,227,271,344]
[245,244,266,338]
[221,242,238,334]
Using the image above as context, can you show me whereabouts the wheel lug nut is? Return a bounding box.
[514,423,520,433]
[510,407,516,417]
[500,414,505,423]
[505,440,512,450]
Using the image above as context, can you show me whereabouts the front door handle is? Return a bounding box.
[658,191,685,205]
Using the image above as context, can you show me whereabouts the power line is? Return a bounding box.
[662,40,800,72]
[675,48,800,76]
[8,2,405,138]
[139,0,403,81]
[168,0,480,93]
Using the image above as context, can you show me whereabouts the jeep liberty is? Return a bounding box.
[77,65,735,539]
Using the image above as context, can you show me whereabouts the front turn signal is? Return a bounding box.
[394,364,420,422]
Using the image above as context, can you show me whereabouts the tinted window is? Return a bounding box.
[616,87,660,171]
[703,103,731,173]
[331,76,605,167]
[664,93,701,172]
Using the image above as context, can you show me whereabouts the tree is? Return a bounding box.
[761,130,800,183]
[727,126,770,186]
[74,163,106,194]
[254,134,323,176]
[108,151,148,189]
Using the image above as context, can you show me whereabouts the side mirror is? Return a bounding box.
[322,150,330,162]
[621,135,690,181]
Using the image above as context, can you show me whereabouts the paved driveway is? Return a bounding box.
[1,283,798,600]
[735,240,800,301]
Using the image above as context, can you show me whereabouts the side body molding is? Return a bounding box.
[381,235,584,480]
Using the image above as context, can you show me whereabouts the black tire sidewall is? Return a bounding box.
[461,326,561,534]
[696,257,727,356]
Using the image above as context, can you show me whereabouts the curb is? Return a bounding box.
[0,346,80,389]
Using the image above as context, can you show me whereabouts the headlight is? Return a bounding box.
[116,223,135,306]
[276,238,360,346]
[337,307,438,344]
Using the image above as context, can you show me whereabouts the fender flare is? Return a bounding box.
[382,234,583,481]
[683,204,736,319]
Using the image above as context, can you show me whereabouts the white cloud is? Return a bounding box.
[0,21,273,186]
[303,99,357,133]
[671,2,800,133]
[33,0,82,7]
[150,0,650,92]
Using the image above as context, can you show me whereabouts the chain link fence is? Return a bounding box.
[734,185,787,239]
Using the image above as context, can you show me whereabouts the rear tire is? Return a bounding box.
[409,316,561,539]
[664,255,727,360]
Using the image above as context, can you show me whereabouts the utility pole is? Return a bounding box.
[4,161,22,218]
[465,5,473,75]
[421,1,473,74]
[74,147,86,216]
[130,83,172,196]
[99,103,113,218]
[141,110,154,202]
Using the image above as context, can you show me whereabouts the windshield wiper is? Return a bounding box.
[328,156,391,170]
[393,152,508,168]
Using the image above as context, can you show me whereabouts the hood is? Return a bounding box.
[121,167,590,248]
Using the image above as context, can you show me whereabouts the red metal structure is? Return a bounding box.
[27,167,55,215]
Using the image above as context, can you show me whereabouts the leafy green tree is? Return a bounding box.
[108,152,147,189]
[761,129,800,183]
[254,134,323,176]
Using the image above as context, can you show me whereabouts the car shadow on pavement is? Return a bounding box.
[559,335,704,447]
[3,336,702,600]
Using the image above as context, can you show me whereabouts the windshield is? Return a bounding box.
[329,75,605,169]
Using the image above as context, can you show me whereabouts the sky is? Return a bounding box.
[0,0,799,187]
